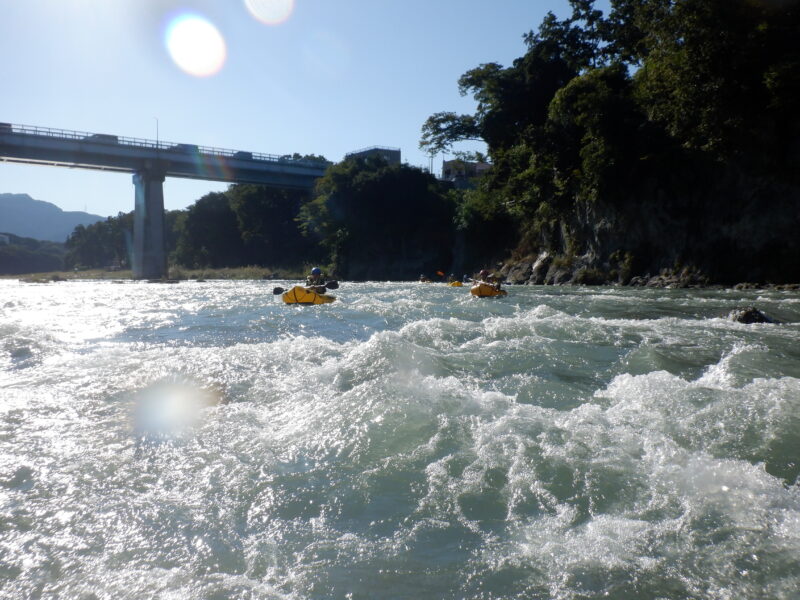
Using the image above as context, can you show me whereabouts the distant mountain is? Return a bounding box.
[0,193,105,242]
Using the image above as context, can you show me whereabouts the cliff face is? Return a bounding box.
[499,166,800,287]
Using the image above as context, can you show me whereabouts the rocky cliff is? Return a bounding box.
[498,164,800,287]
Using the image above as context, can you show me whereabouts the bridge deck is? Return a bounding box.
[0,122,328,188]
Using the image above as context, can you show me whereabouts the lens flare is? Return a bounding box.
[190,152,234,181]
[132,379,223,441]
[165,13,227,77]
[244,0,294,25]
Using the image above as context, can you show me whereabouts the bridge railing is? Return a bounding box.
[1,122,329,167]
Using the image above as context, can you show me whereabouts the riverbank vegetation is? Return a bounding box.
[6,0,799,285]
[0,232,65,275]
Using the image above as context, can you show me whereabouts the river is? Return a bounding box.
[1,279,799,599]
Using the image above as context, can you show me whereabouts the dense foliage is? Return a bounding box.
[297,156,455,279]
[65,212,134,270]
[422,0,800,283]
[171,192,247,269]
[169,186,321,270]
[228,184,319,267]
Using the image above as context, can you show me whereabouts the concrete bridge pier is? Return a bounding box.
[132,168,167,279]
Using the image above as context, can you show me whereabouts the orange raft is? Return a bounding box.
[282,285,336,304]
[470,283,508,297]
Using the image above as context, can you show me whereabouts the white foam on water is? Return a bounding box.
[2,280,800,598]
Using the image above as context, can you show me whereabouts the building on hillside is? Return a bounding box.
[345,146,401,165]
[441,159,491,189]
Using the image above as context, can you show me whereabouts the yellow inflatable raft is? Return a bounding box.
[448,281,464,287]
[470,283,507,297]
[282,285,336,304]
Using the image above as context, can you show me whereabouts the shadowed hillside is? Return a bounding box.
[0,231,65,274]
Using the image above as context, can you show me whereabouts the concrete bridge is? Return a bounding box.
[0,122,329,279]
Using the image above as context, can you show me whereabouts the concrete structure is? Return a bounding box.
[442,159,491,189]
[0,122,330,278]
[132,168,167,279]
[345,146,401,165]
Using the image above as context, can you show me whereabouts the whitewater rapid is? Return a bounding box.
[1,280,798,599]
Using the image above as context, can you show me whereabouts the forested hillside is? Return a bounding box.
[0,233,65,274]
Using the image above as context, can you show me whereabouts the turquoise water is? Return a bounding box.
[1,280,799,599]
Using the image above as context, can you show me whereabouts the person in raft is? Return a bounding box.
[478,269,502,291]
[419,274,432,282]
[306,267,327,293]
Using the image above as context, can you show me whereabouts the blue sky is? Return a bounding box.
[1,0,590,217]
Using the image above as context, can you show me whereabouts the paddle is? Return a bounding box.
[272,280,339,295]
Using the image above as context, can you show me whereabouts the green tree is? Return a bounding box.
[172,192,245,268]
[630,0,800,169]
[227,184,318,267]
[64,212,135,270]
[420,1,601,156]
[298,157,455,279]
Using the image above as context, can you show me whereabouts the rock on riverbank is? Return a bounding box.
[498,252,800,289]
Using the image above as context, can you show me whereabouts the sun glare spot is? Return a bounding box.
[165,13,227,77]
[132,379,222,441]
[244,0,294,25]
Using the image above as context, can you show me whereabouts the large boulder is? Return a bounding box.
[728,306,776,324]
[504,260,533,284]
[530,252,553,284]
